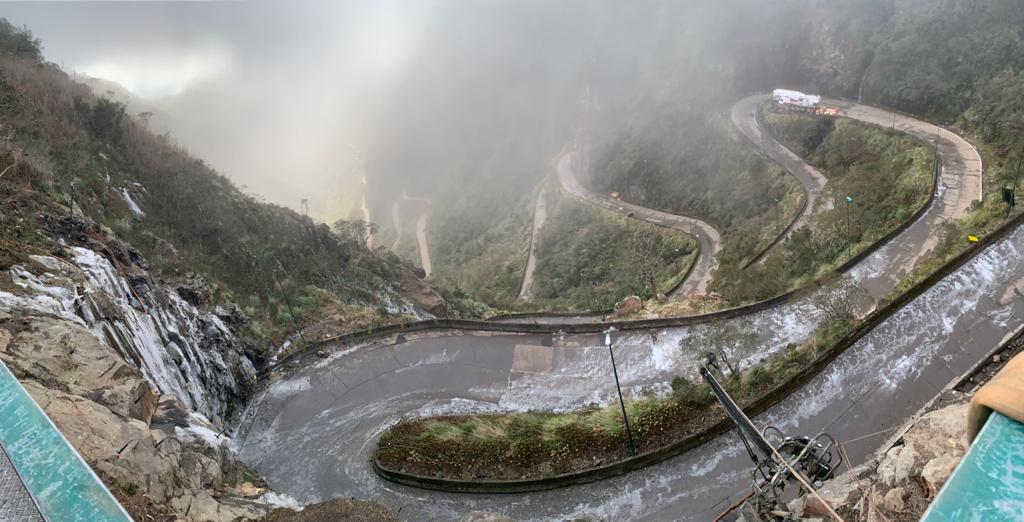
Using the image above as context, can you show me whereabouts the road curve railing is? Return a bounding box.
[371,196,1024,493]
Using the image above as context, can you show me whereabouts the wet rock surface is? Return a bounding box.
[0,315,264,521]
[401,268,452,318]
[0,245,280,520]
[780,399,971,521]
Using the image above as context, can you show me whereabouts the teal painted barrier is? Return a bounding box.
[0,361,132,522]
[923,412,1024,521]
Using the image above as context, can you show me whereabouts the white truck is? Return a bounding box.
[772,88,821,109]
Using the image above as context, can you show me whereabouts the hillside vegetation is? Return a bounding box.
[0,20,425,349]
[707,108,934,303]
[529,187,698,310]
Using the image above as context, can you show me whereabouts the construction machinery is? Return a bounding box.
[700,353,843,520]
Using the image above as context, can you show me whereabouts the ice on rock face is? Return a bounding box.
[0,247,255,424]
[120,188,146,218]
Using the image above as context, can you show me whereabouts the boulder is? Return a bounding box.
[877,445,901,487]
[882,487,906,512]
[213,302,248,327]
[234,481,266,499]
[175,272,211,306]
[613,295,643,317]
[401,269,452,318]
[893,442,920,484]
[816,470,869,510]
[921,455,960,491]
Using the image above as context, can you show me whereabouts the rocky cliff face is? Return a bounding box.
[1,241,257,423]
[0,241,273,520]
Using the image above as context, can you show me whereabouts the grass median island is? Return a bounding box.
[375,384,722,480]
[373,311,856,481]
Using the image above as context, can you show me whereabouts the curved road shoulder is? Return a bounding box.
[731,94,982,269]
[556,152,722,297]
[731,94,832,262]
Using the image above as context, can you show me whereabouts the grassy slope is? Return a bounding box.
[528,187,697,310]
[428,189,532,315]
[590,111,803,279]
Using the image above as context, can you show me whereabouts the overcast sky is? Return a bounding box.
[2,1,434,217]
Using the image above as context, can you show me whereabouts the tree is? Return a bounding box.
[138,111,153,128]
[811,276,869,326]
[333,218,376,249]
[625,233,661,298]
[679,318,758,381]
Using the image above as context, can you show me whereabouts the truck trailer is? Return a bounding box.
[772,88,821,109]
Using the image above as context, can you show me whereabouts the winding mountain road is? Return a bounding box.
[517,180,548,300]
[238,98,993,521]
[732,94,833,239]
[390,192,434,276]
[557,153,722,298]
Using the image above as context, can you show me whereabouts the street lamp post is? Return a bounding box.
[273,266,307,348]
[604,327,636,456]
[845,195,853,258]
[1006,145,1024,219]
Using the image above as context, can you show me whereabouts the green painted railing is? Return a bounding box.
[0,361,132,522]
[922,412,1024,521]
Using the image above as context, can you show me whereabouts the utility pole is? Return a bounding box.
[273,266,307,348]
[1007,144,1024,219]
[604,327,636,456]
[846,196,853,258]
[67,181,79,220]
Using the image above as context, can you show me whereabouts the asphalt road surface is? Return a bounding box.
[238,98,994,520]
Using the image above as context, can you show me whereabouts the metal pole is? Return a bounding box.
[604,327,636,456]
[846,196,852,257]
[273,267,307,347]
[1007,144,1024,219]
[68,182,76,219]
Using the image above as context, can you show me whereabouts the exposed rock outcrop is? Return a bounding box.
[0,315,267,521]
[776,399,970,521]
[401,268,453,318]
[0,246,257,423]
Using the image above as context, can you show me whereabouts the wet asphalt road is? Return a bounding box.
[239,225,1024,520]
[237,99,998,520]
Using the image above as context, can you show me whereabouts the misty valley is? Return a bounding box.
[1,1,1023,521]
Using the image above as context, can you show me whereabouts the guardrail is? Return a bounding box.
[492,97,946,323]
[0,361,133,520]
[273,102,947,370]
[371,202,1024,493]
[740,100,813,269]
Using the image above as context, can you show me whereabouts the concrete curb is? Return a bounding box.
[371,209,1024,493]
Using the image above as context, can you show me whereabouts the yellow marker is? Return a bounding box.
[968,235,979,242]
